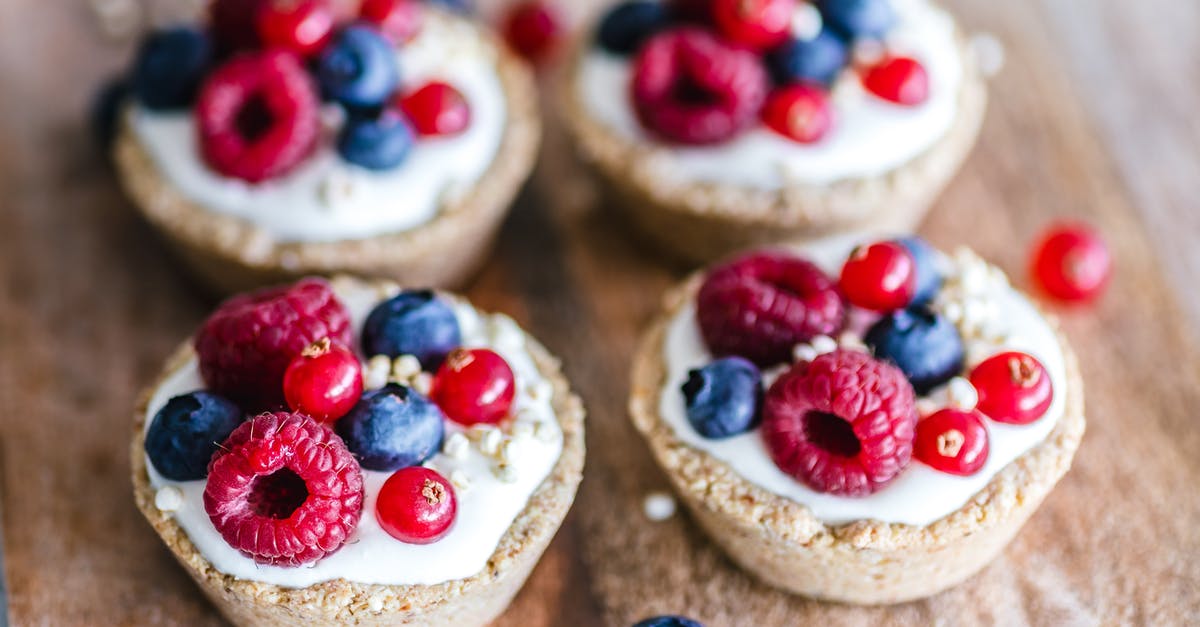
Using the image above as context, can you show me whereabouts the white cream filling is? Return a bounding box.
[658,235,1067,526]
[577,0,964,188]
[130,16,507,243]
[144,281,564,588]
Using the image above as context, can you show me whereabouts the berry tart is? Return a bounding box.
[131,276,584,625]
[563,0,987,264]
[628,235,1085,604]
[113,0,539,293]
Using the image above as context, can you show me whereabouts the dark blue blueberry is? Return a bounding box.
[335,384,445,471]
[682,357,762,439]
[896,236,943,306]
[144,391,243,481]
[337,109,414,170]
[425,0,474,13]
[131,27,213,110]
[90,76,130,153]
[817,0,895,41]
[362,290,462,369]
[865,307,964,395]
[632,617,704,627]
[317,24,401,110]
[596,1,672,55]
[767,30,849,86]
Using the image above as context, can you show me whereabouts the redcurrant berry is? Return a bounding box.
[430,348,516,426]
[761,83,833,144]
[398,81,471,136]
[376,466,457,544]
[282,338,363,423]
[359,0,422,44]
[914,408,989,475]
[862,56,929,106]
[711,0,797,51]
[502,1,561,62]
[1030,222,1111,302]
[838,241,917,311]
[256,0,336,58]
[969,351,1054,425]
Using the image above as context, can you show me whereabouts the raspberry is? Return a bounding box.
[761,350,917,496]
[196,50,321,183]
[204,412,364,566]
[195,278,352,410]
[631,27,769,145]
[697,252,845,367]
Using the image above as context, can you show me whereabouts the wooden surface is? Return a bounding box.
[1,0,1198,625]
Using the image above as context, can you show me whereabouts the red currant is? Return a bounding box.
[914,409,989,475]
[1030,222,1111,303]
[376,466,457,544]
[282,338,363,423]
[761,83,833,144]
[862,56,929,106]
[838,241,917,311]
[359,0,422,44]
[502,1,562,63]
[430,348,516,426]
[711,0,797,51]
[257,0,336,58]
[398,81,471,137]
[969,351,1054,425]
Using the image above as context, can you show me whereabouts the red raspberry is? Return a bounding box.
[862,56,929,106]
[761,83,834,144]
[196,50,321,183]
[195,278,352,410]
[914,408,989,476]
[761,350,917,496]
[204,412,365,566]
[697,252,846,367]
[711,0,797,51]
[631,27,769,145]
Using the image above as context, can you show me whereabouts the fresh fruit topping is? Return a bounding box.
[631,27,769,145]
[864,307,964,394]
[209,0,269,52]
[195,278,352,410]
[969,351,1054,425]
[502,1,562,62]
[698,252,845,366]
[337,108,415,170]
[426,0,474,13]
[896,236,942,306]
[1030,222,1112,302]
[633,617,705,627]
[711,0,797,51]
[914,408,989,475]
[839,241,917,311]
[398,81,471,137]
[376,466,457,544]
[431,348,516,426]
[362,290,462,369]
[597,1,672,55]
[817,0,895,40]
[256,0,336,57]
[766,30,849,86]
[761,349,916,496]
[196,50,321,182]
[359,0,423,44]
[283,338,363,423]
[204,412,364,566]
[317,24,401,109]
[131,27,213,110]
[145,391,244,481]
[90,77,130,152]
[682,357,763,439]
[761,83,833,144]
[862,56,929,106]
[336,384,445,470]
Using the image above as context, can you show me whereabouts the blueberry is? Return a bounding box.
[144,391,243,481]
[131,27,213,110]
[896,236,943,306]
[90,76,130,153]
[336,384,445,471]
[362,290,462,369]
[767,30,849,86]
[682,357,762,439]
[865,307,964,395]
[338,109,414,170]
[817,0,895,41]
[317,24,401,110]
[632,617,704,627]
[597,1,672,55]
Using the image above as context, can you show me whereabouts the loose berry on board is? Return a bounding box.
[145,391,243,481]
[761,83,834,144]
[132,27,213,110]
[431,348,516,426]
[361,290,462,370]
[256,0,336,58]
[914,408,989,475]
[766,30,849,86]
[359,0,423,44]
[398,81,471,137]
[862,56,930,106]
[711,0,797,51]
[969,351,1054,425]
[839,241,917,311]
[317,24,401,109]
[864,307,964,394]
[337,108,415,170]
[682,357,763,439]
[283,338,363,423]
[1030,222,1111,302]
[336,384,446,471]
[502,1,562,62]
[597,1,672,55]
[376,466,457,544]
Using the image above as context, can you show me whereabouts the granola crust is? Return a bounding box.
[130,284,586,626]
[560,20,987,265]
[628,275,1086,605]
[114,10,541,295]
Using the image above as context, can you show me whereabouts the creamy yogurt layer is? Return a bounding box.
[143,280,564,588]
[130,15,507,243]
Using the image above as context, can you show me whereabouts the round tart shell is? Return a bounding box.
[114,11,541,295]
[628,274,1085,605]
[131,282,586,626]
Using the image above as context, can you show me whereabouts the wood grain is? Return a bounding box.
[0,0,1198,625]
